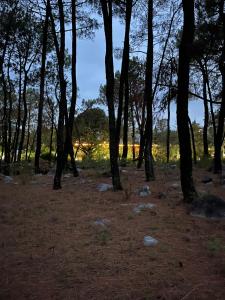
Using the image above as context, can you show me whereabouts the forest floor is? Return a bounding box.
[1,163,225,300]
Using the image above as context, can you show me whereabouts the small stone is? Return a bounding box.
[171,182,180,189]
[202,176,213,184]
[97,183,113,192]
[143,236,158,247]
[170,164,177,169]
[64,173,72,178]
[3,176,13,184]
[133,203,155,214]
[138,185,151,197]
[94,218,111,227]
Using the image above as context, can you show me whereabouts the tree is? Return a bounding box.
[176,0,198,202]
[35,0,51,173]
[143,0,154,181]
[100,0,122,190]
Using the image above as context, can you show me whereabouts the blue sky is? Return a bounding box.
[65,18,204,128]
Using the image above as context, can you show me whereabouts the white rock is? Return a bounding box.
[143,236,158,247]
[133,203,155,214]
[3,176,13,184]
[97,183,112,192]
[94,218,111,227]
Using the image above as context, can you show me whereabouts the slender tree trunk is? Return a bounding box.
[166,92,171,164]
[7,49,13,166]
[100,0,122,190]
[204,62,217,152]
[202,71,209,157]
[13,58,22,162]
[63,0,79,177]
[166,59,173,163]
[18,71,28,162]
[177,0,197,202]
[51,0,67,189]
[121,79,129,163]
[198,60,209,157]
[115,0,133,165]
[35,0,50,173]
[137,100,146,168]
[188,117,197,164]
[143,0,154,181]
[25,106,31,161]
[1,48,10,174]
[214,2,225,173]
[130,101,136,161]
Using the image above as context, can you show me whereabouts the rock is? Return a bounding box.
[191,194,225,219]
[3,176,13,184]
[34,173,43,177]
[170,182,180,189]
[94,218,111,227]
[138,185,151,197]
[64,173,72,178]
[170,164,177,169]
[133,203,155,214]
[97,183,113,192]
[143,236,158,247]
[202,176,213,184]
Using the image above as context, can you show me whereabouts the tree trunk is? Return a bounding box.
[13,58,22,162]
[188,117,197,164]
[166,59,173,163]
[177,0,197,202]
[1,44,10,174]
[62,0,79,177]
[137,100,146,168]
[35,0,50,173]
[25,106,31,161]
[202,70,209,157]
[130,101,136,161]
[18,71,28,162]
[116,0,133,165]
[100,0,122,190]
[214,2,225,173]
[50,0,67,189]
[198,60,209,157]
[143,0,154,181]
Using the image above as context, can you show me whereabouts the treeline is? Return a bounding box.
[0,0,224,203]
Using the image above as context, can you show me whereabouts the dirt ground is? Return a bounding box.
[0,164,225,300]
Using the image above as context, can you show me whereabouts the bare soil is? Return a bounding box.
[0,165,225,300]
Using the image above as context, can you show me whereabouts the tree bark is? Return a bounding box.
[100,0,122,190]
[35,0,50,173]
[143,0,154,181]
[50,0,67,189]
[18,70,28,162]
[188,117,197,164]
[62,0,79,177]
[214,2,225,173]
[115,0,133,165]
[177,0,197,202]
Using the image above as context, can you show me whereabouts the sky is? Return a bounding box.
[65,17,204,129]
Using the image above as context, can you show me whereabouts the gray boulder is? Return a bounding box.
[191,194,225,219]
